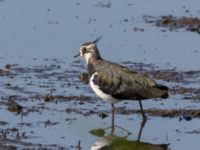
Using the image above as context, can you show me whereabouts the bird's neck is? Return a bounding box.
[87,56,101,65]
[87,57,102,75]
[86,48,102,65]
[87,53,102,75]
[87,63,95,75]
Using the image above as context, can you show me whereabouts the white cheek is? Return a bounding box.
[84,53,92,64]
[80,50,83,56]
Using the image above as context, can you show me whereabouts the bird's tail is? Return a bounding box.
[149,84,169,99]
[155,84,168,91]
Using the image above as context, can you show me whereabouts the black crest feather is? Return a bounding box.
[93,35,103,44]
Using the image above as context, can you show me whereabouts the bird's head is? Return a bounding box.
[74,36,102,64]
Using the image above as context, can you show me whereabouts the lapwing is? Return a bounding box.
[74,36,169,126]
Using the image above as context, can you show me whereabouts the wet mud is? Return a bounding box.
[144,15,200,34]
[0,59,200,149]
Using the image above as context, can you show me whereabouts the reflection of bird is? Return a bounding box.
[74,36,168,126]
[90,123,169,150]
[91,135,169,150]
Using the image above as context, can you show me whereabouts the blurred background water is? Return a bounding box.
[0,0,200,70]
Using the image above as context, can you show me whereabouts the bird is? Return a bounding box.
[74,36,169,127]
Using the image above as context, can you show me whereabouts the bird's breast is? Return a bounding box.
[89,72,118,104]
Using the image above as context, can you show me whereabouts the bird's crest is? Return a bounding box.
[93,35,103,44]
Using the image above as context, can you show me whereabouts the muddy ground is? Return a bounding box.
[144,15,200,34]
[0,59,200,149]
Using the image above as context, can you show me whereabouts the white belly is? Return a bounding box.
[90,72,118,104]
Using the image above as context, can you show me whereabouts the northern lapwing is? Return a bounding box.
[74,36,169,126]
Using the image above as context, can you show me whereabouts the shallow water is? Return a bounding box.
[0,0,200,150]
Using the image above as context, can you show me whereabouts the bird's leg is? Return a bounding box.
[111,104,115,130]
[137,117,147,141]
[138,100,147,140]
[138,100,147,126]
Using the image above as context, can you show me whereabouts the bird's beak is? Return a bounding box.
[74,52,80,58]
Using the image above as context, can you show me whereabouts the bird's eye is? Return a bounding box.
[82,47,87,52]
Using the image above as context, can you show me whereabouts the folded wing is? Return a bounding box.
[92,61,168,100]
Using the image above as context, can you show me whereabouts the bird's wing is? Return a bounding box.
[93,61,164,100]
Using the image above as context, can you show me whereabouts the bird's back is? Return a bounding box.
[91,60,168,100]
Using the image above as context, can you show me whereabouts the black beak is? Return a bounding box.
[74,52,80,58]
